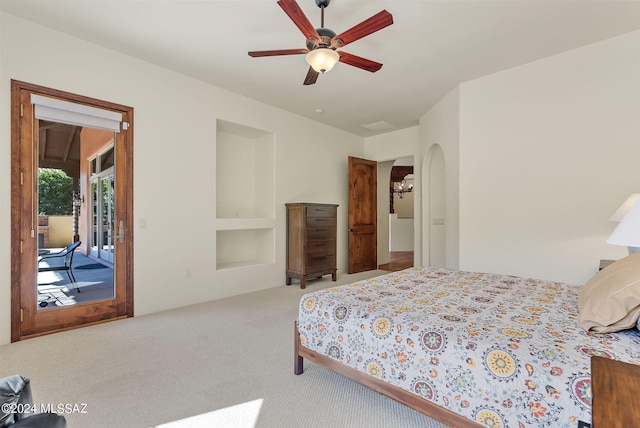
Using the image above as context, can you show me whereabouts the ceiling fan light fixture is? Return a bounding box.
[306,48,339,73]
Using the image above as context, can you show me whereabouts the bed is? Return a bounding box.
[294,263,640,428]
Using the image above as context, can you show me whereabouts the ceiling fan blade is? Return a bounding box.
[248,49,308,57]
[338,51,383,73]
[303,67,319,85]
[278,0,321,41]
[331,10,393,48]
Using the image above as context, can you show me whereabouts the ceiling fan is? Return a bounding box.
[248,0,393,85]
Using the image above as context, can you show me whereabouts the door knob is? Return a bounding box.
[113,220,125,243]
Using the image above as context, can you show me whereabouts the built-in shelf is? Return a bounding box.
[215,218,275,231]
[216,119,275,270]
[216,260,273,271]
[216,229,274,270]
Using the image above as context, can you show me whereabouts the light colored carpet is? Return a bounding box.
[0,271,448,428]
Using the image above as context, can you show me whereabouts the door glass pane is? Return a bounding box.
[102,147,115,170]
[101,173,115,264]
[91,181,99,258]
[36,121,116,309]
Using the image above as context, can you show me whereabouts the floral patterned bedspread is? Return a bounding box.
[297,267,640,428]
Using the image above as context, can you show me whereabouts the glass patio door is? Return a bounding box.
[90,148,115,264]
[12,80,134,341]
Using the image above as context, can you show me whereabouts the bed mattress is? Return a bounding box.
[297,267,640,427]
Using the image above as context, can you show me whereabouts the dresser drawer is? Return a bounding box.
[306,205,337,218]
[306,216,336,228]
[307,240,336,257]
[307,255,336,271]
[307,226,336,241]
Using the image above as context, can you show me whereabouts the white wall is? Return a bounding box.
[0,14,364,345]
[458,30,640,284]
[392,177,414,219]
[0,14,8,347]
[377,160,394,265]
[389,215,414,251]
[426,145,446,268]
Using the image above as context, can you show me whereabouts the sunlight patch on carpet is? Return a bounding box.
[154,399,263,428]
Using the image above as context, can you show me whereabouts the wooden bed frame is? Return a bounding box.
[294,321,484,428]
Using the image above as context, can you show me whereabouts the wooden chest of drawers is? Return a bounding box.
[591,356,640,427]
[286,203,338,289]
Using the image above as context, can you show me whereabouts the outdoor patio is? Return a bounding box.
[37,248,114,309]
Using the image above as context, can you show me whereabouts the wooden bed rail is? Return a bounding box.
[294,321,484,428]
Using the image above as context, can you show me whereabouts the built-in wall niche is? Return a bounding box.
[215,119,275,270]
[216,120,274,220]
[216,229,275,270]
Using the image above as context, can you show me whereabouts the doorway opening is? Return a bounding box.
[11,80,133,341]
[36,125,117,309]
[379,156,414,271]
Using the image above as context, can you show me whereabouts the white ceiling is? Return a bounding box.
[3,0,640,137]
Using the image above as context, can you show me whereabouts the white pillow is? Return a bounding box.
[578,253,640,333]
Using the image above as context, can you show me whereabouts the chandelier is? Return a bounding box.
[393,180,413,198]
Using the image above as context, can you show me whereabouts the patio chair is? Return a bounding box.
[37,241,81,293]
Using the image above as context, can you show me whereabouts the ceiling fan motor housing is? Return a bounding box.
[307,27,337,50]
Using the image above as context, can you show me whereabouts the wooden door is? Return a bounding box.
[11,80,134,341]
[348,156,377,273]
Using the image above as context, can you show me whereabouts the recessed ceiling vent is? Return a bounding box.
[362,120,394,132]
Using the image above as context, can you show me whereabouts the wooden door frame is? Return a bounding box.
[10,80,134,342]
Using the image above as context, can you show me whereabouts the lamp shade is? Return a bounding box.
[305,48,340,73]
[607,199,640,251]
[609,194,640,222]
